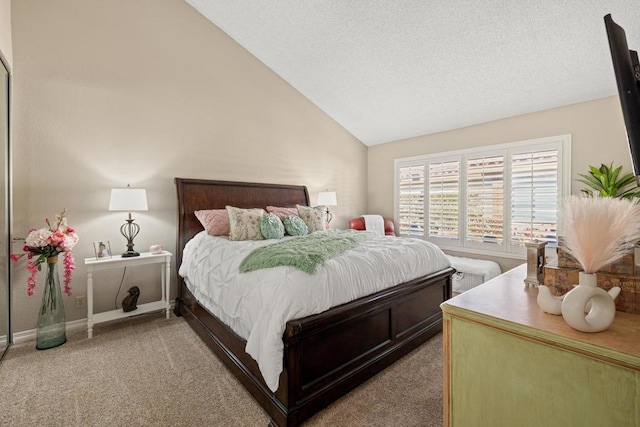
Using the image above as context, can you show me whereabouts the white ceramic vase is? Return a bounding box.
[561,272,620,333]
[536,285,564,315]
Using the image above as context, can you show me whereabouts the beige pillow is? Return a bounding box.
[296,205,327,233]
[226,206,266,241]
[194,209,230,236]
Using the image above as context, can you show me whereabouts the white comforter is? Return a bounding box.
[178,231,450,392]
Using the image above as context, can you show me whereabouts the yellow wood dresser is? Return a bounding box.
[441,264,640,427]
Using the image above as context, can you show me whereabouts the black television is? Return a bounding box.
[604,14,640,176]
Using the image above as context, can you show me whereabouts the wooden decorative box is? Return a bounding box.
[556,246,635,275]
[544,260,640,314]
[543,260,579,294]
[598,273,640,315]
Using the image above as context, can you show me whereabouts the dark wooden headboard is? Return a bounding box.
[175,178,310,268]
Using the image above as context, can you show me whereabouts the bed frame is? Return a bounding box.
[174,178,455,426]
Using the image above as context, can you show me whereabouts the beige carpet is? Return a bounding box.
[0,314,443,426]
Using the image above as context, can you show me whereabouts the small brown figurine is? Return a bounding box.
[122,286,140,312]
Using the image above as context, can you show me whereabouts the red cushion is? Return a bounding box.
[349,217,395,236]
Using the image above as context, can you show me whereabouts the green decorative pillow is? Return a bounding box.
[226,206,265,241]
[284,215,309,236]
[260,213,285,239]
[296,204,327,233]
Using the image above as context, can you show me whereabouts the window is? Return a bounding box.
[394,135,571,258]
[428,159,459,240]
[397,164,425,236]
[510,149,560,246]
[466,154,504,245]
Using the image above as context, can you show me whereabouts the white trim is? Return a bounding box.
[12,300,175,344]
[395,134,571,163]
[13,318,87,344]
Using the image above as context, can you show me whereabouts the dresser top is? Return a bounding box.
[441,263,640,369]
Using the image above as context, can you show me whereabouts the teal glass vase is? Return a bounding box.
[36,256,67,350]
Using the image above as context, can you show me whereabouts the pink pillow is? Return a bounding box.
[266,206,298,221]
[194,209,230,236]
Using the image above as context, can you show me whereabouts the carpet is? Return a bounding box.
[0,313,443,426]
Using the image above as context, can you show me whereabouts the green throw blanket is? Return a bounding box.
[239,230,373,275]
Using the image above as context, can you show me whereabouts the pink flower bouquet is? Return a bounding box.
[11,210,79,296]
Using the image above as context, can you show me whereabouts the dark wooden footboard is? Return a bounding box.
[176,266,454,426]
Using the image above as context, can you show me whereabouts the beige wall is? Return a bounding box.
[0,0,11,69]
[368,96,631,272]
[10,0,633,334]
[10,0,367,333]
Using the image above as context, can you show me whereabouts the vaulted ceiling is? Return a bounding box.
[187,1,640,146]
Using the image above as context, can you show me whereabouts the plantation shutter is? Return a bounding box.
[466,155,504,244]
[511,149,559,245]
[428,160,460,240]
[395,135,568,255]
[398,164,425,236]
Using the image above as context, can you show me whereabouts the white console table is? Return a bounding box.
[84,251,172,338]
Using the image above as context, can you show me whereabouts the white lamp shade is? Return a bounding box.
[109,188,148,211]
[317,191,337,206]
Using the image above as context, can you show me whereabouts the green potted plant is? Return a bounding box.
[577,162,640,199]
[575,162,640,277]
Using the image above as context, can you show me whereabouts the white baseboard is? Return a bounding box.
[12,300,175,344]
[13,318,87,344]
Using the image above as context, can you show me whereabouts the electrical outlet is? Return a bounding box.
[75,295,86,309]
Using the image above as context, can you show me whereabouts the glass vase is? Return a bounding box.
[36,256,67,350]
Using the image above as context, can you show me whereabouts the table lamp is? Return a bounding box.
[317,191,337,224]
[109,185,148,257]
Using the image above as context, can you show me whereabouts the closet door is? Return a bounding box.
[0,57,9,359]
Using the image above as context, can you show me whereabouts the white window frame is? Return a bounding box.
[426,155,461,242]
[462,148,506,252]
[394,134,571,259]
[397,160,427,236]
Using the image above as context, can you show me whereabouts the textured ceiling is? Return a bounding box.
[186,0,640,146]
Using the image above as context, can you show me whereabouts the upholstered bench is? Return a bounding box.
[446,255,501,293]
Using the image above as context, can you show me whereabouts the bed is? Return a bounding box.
[174,178,455,426]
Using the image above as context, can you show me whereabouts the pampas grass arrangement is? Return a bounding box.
[559,195,640,274]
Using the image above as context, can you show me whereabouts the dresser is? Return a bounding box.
[441,264,640,427]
